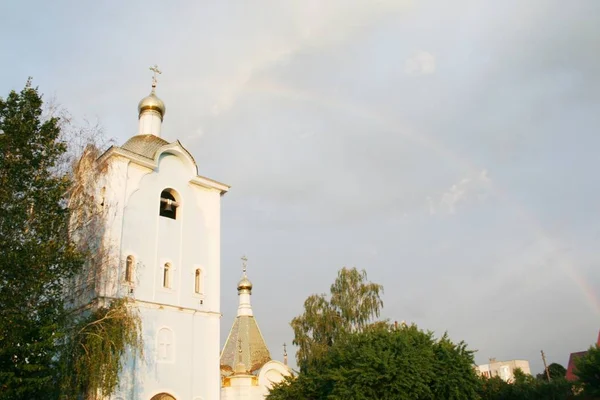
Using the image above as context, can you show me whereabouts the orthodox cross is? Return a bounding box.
[283,343,287,356]
[149,64,162,89]
[241,255,248,275]
[237,338,243,362]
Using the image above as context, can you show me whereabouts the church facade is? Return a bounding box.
[74,70,288,400]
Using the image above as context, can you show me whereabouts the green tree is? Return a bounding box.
[430,333,481,399]
[478,375,508,400]
[536,362,567,381]
[60,299,142,400]
[268,323,481,400]
[574,345,600,397]
[290,267,383,369]
[478,368,574,400]
[0,80,83,399]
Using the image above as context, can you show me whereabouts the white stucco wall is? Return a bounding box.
[221,361,291,400]
[100,147,223,400]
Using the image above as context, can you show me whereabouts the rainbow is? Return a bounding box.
[239,79,600,316]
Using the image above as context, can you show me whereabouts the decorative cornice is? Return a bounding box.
[97,141,230,195]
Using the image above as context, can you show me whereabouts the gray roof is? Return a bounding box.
[121,134,169,160]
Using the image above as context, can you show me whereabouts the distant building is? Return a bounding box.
[477,359,531,382]
[566,330,600,381]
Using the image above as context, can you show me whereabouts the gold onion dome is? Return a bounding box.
[237,276,252,292]
[138,90,166,120]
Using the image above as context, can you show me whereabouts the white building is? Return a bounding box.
[77,70,228,400]
[477,359,531,382]
[73,69,289,400]
[220,258,291,400]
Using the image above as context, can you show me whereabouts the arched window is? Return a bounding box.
[125,255,134,283]
[163,263,171,288]
[157,328,174,362]
[151,393,176,400]
[194,269,202,294]
[159,189,179,219]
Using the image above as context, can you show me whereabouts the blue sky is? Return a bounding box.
[1,0,599,374]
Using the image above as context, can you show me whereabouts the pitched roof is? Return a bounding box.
[220,315,271,376]
[121,134,169,160]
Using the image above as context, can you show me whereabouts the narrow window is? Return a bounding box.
[195,269,202,294]
[163,263,171,288]
[125,255,134,283]
[159,189,178,219]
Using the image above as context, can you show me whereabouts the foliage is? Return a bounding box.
[536,362,567,381]
[430,332,481,399]
[268,322,480,400]
[477,370,574,400]
[574,345,600,397]
[60,299,143,399]
[0,81,139,400]
[0,80,84,399]
[290,267,383,368]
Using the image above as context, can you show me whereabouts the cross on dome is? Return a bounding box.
[149,64,162,91]
[138,64,166,127]
[237,255,252,293]
[241,255,248,276]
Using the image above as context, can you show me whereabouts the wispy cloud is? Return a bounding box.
[211,0,411,115]
[428,169,491,215]
[405,51,436,76]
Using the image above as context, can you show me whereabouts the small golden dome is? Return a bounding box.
[138,91,166,120]
[237,276,253,292]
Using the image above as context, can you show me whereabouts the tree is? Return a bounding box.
[268,323,481,400]
[574,345,600,397]
[0,80,83,399]
[536,362,567,381]
[290,267,383,368]
[478,368,574,400]
[430,333,481,399]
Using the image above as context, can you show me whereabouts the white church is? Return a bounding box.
[78,68,290,400]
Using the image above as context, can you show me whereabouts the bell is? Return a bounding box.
[164,200,173,212]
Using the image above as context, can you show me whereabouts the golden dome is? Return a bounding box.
[237,276,253,292]
[138,91,166,120]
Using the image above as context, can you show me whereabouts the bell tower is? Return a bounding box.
[93,67,229,400]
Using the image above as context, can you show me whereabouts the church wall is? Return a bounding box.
[112,305,220,400]
[221,376,265,400]
[96,157,131,300]
[257,361,291,397]
[102,149,222,400]
[117,152,220,310]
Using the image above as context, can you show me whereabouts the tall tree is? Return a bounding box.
[290,267,383,368]
[574,345,600,397]
[269,323,481,400]
[536,362,567,381]
[0,80,83,399]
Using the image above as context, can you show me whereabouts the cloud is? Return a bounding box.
[404,51,436,76]
[428,169,491,215]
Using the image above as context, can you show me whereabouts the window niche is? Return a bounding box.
[159,189,179,220]
[124,255,135,283]
[163,263,171,288]
[194,269,202,294]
